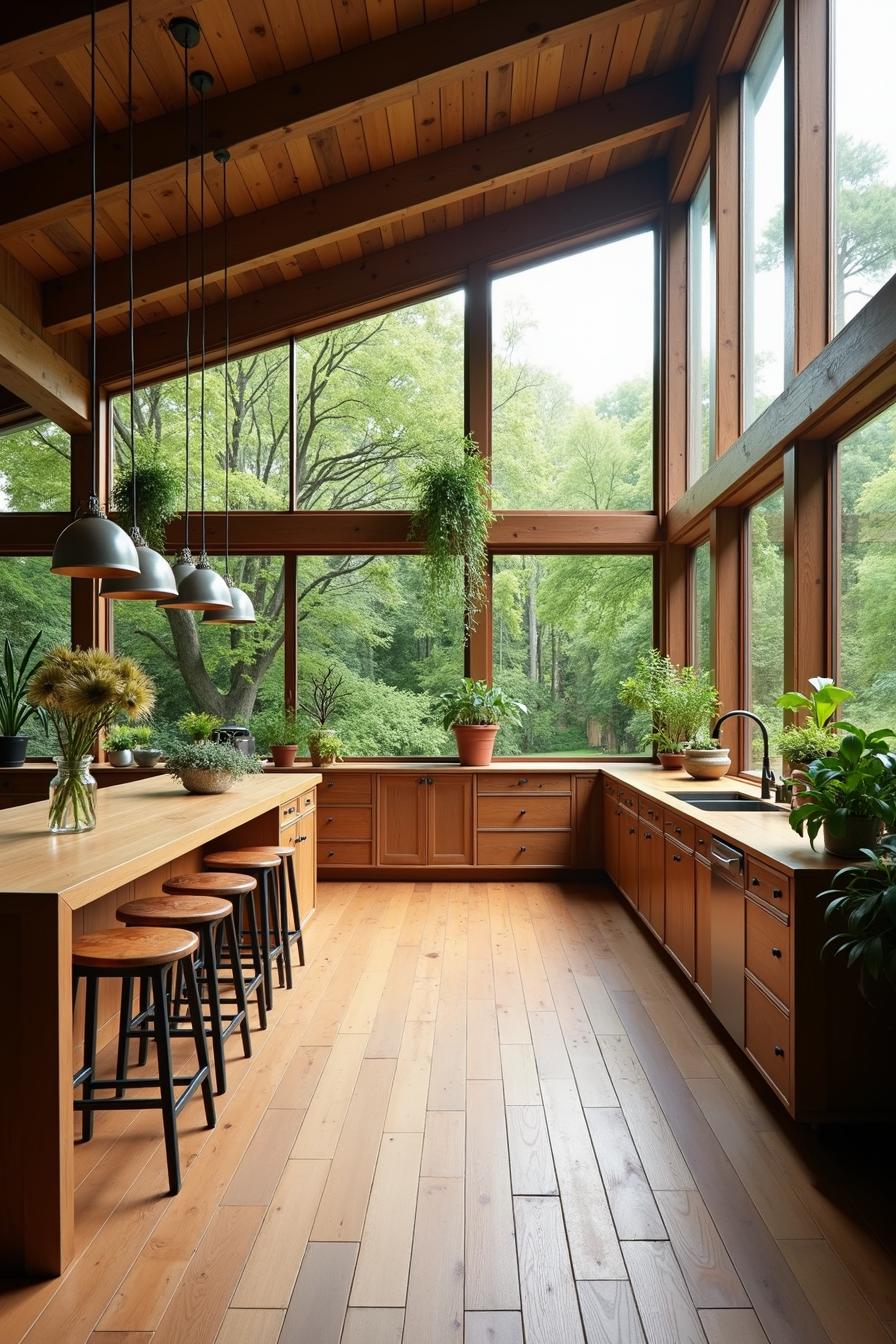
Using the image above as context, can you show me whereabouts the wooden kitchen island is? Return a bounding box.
[0,771,320,1279]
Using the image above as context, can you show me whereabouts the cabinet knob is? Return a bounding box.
[772,889,783,900]
[629,827,636,835]
[327,850,335,857]
[519,808,526,816]
[774,1045,785,1057]
[519,845,527,853]
[771,947,782,958]
[751,877,760,886]
[643,831,651,841]
[672,853,681,863]
[298,835,307,843]
[326,817,333,823]
[674,825,682,835]
[518,777,529,785]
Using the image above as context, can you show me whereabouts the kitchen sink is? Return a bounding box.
[668,790,784,813]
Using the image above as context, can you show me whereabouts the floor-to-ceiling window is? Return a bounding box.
[688,169,714,480]
[0,418,70,511]
[742,4,786,428]
[747,487,785,771]
[691,540,711,674]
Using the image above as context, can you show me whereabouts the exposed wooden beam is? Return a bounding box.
[0,1,174,77]
[0,0,682,239]
[97,161,665,386]
[44,70,691,333]
[667,273,896,544]
[0,307,90,433]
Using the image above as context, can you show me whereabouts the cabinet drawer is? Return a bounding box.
[617,787,637,811]
[477,831,572,866]
[319,773,373,805]
[745,978,791,1104]
[664,815,695,851]
[694,827,710,860]
[746,899,791,1007]
[317,806,372,840]
[478,795,571,828]
[477,772,571,794]
[746,858,791,918]
[639,797,664,827]
[318,840,373,866]
[299,789,316,813]
[280,797,300,825]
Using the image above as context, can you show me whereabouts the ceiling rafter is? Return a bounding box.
[0,1,175,76]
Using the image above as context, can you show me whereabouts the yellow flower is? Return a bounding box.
[58,671,121,718]
[120,673,155,720]
[26,660,67,709]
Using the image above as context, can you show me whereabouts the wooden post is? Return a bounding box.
[710,506,744,772]
[712,75,742,458]
[662,203,688,510]
[784,442,834,697]
[660,544,689,668]
[787,0,830,373]
[465,260,493,683]
[284,553,297,713]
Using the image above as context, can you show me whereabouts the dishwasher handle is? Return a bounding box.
[710,838,744,879]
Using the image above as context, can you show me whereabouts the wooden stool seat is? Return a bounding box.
[214,845,305,984]
[162,870,257,896]
[205,848,281,870]
[120,894,233,925]
[204,850,287,1009]
[73,927,198,970]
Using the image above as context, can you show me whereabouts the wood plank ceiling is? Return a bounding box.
[0,0,712,361]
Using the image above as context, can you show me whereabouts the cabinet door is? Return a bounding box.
[695,857,712,1002]
[429,774,473,865]
[664,838,695,977]
[574,776,600,867]
[601,788,619,883]
[617,807,639,906]
[295,808,316,924]
[639,822,665,938]
[378,774,428,865]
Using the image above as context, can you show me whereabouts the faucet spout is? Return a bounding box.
[712,710,776,800]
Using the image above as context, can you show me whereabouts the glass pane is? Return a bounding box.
[688,169,715,479]
[743,6,786,427]
[692,541,711,673]
[491,232,655,510]
[112,556,285,741]
[0,558,70,757]
[491,553,654,756]
[296,555,464,756]
[0,420,70,511]
[748,488,785,770]
[839,403,896,730]
[295,294,464,509]
[833,0,896,330]
[112,347,291,510]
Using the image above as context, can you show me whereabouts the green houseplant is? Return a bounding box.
[166,740,262,795]
[306,728,344,766]
[0,633,49,766]
[299,667,346,766]
[131,724,163,768]
[619,650,720,768]
[789,724,896,857]
[683,728,730,780]
[439,678,527,766]
[111,456,180,552]
[409,444,493,633]
[177,710,223,743]
[255,708,300,767]
[816,834,896,999]
[106,723,136,767]
[775,677,850,787]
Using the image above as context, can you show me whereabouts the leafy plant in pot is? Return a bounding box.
[775,677,851,801]
[619,650,720,769]
[789,724,896,858]
[306,728,344,766]
[106,724,135,767]
[254,708,300,767]
[816,834,896,1001]
[131,725,162,768]
[177,711,223,743]
[0,633,49,767]
[299,666,346,766]
[409,442,493,633]
[167,740,262,795]
[439,679,527,766]
[683,729,730,780]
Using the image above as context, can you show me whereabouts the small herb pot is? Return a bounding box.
[657,751,686,770]
[271,744,298,768]
[133,748,162,768]
[0,735,28,767]
[822,814,882,859]
[107,748,134,768]
[683,747,731,780]
[177,768,235,795]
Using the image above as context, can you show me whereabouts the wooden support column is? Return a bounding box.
[284,554,297,714]
[787,0,830,373]
[660,544,689,667]
[784,442,834,698]
[465,261,492,683]
[710,506,744,773]
[662,203,688,513]
[712,75,742,457]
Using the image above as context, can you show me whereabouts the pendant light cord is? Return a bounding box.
[182,43,191,551]
[127,0,138,538]
[90,0,98,504]
[222,151,230,576]
[199,81,207,556]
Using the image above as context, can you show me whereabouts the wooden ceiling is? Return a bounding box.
[0,0,715,423]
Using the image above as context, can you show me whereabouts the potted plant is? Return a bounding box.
[789,724,896,857]
[0,633,48,766]
[177,710,223,743]
[132,725,163,768]
[27,647,155,833]
[306,728,344,766]
[683,729,730,780]
[112,455,180,551]
[106,724,135,767]
[816,834,896,1001]
[166,739,262,795]
[409,443,493,632]
[775,677,851,801]
[254,708,300,767]
[619,650,720,769]
[438,678,527,767]
[299,667,346,766]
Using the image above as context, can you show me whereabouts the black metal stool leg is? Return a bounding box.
[80,973,99,1142]
[182,956,216,1130]
[200,924,227,1095]
[277,860,293,989]
[137,976,150,1065]
[258,872,274,1010]
[244,890,268,1030]
[115,974,134,1098]
[287,852,305,968]
[150,965,181,1195]
[226,910,253,1058]
[270,866,287,990]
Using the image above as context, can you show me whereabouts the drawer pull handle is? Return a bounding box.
[298,835,307,842]
[643,831,652,841]
[327,850,335,857]
[519,808,526,816]
[518,777,529,785]
[674,825,682,834]
[772,889,783,900]
[519,845,527,853]
[751,877,760,886]
[774,1045,785,1057]
[672,854,681,863]
[326,817,333,822]
[629,827,636,835]
[771,947,782,958]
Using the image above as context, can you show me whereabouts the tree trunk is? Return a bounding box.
[527,565,538,682]
[164,611,227,716]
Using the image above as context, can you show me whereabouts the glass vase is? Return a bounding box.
[48,755,97,834]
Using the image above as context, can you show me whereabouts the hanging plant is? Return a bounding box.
[409,439,493,631]
[112,457,180,552]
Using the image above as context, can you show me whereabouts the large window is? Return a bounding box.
[838,403,896,730]
[743,5,786,428]
[748,489,784,771]
[0,558,70,757]
[491,232,655,511]
[688,169,715,479]
[112,556,285,742]
[492,554,654,756]
[296,555,463,756]
[832,0,896,331]
[692,540,711,673]
[0,419,70,511]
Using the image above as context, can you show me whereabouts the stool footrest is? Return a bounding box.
[76,1069,209,1117]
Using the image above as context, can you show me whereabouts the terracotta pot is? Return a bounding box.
[822,814,882,859]
[658,751,686,770]
[453,723,499,766]
[178,768,234,795]
[683,748,731,781]
[271,744,298,768]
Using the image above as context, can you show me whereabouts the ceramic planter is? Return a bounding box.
[822,814,882,859]
[133,748,162,768]
[271,744,298,768]
[658,751,686,770]
[453,723,499,766]
[683,747,731,780]
[107,748,134,768]
[177,768,234,795]
[0,735,28,767]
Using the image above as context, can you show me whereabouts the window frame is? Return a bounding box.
[687,167,715,483]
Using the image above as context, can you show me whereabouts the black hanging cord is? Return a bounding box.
[221,151,230,575]
[198,80,207,556]
[90,0,98,502]
[182,41,191,550]
[127,0,138,537]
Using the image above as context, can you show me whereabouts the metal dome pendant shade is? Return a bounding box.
[203,577,256,624]
[100,534,178,600]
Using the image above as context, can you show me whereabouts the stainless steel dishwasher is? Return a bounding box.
[709,837,746,1046]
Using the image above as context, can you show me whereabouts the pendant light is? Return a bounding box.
[100,0,177,601]
[52,0,139,579]
[167,67,231,612]
[204,148,255,625]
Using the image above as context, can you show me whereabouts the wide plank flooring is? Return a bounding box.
[3,879,895,1344]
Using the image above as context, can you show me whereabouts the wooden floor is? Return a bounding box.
[3,880,896,1344]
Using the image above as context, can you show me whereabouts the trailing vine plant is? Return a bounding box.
[409,438,494,632]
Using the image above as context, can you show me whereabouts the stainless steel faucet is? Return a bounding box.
[712,710,776,800]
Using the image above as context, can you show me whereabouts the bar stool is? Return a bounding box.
[230,844,305,986]
[204,850,286,1009]
[116,887,251,1096]
[72,927,215,1196]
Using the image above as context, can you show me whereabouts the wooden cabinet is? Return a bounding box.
[601,782,619,884]
[295,807,316,924]
[616,805,639,907]
[429,774,473,865]
[574,775,600,867]
[638,820,664,938]
[664,837,695,977]
[694,856,712,1004]
[476,773,572,869]
[317,770,375,867]
[377,773,473,866]
[746,898,790,1008]
[745,977,792,1105]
